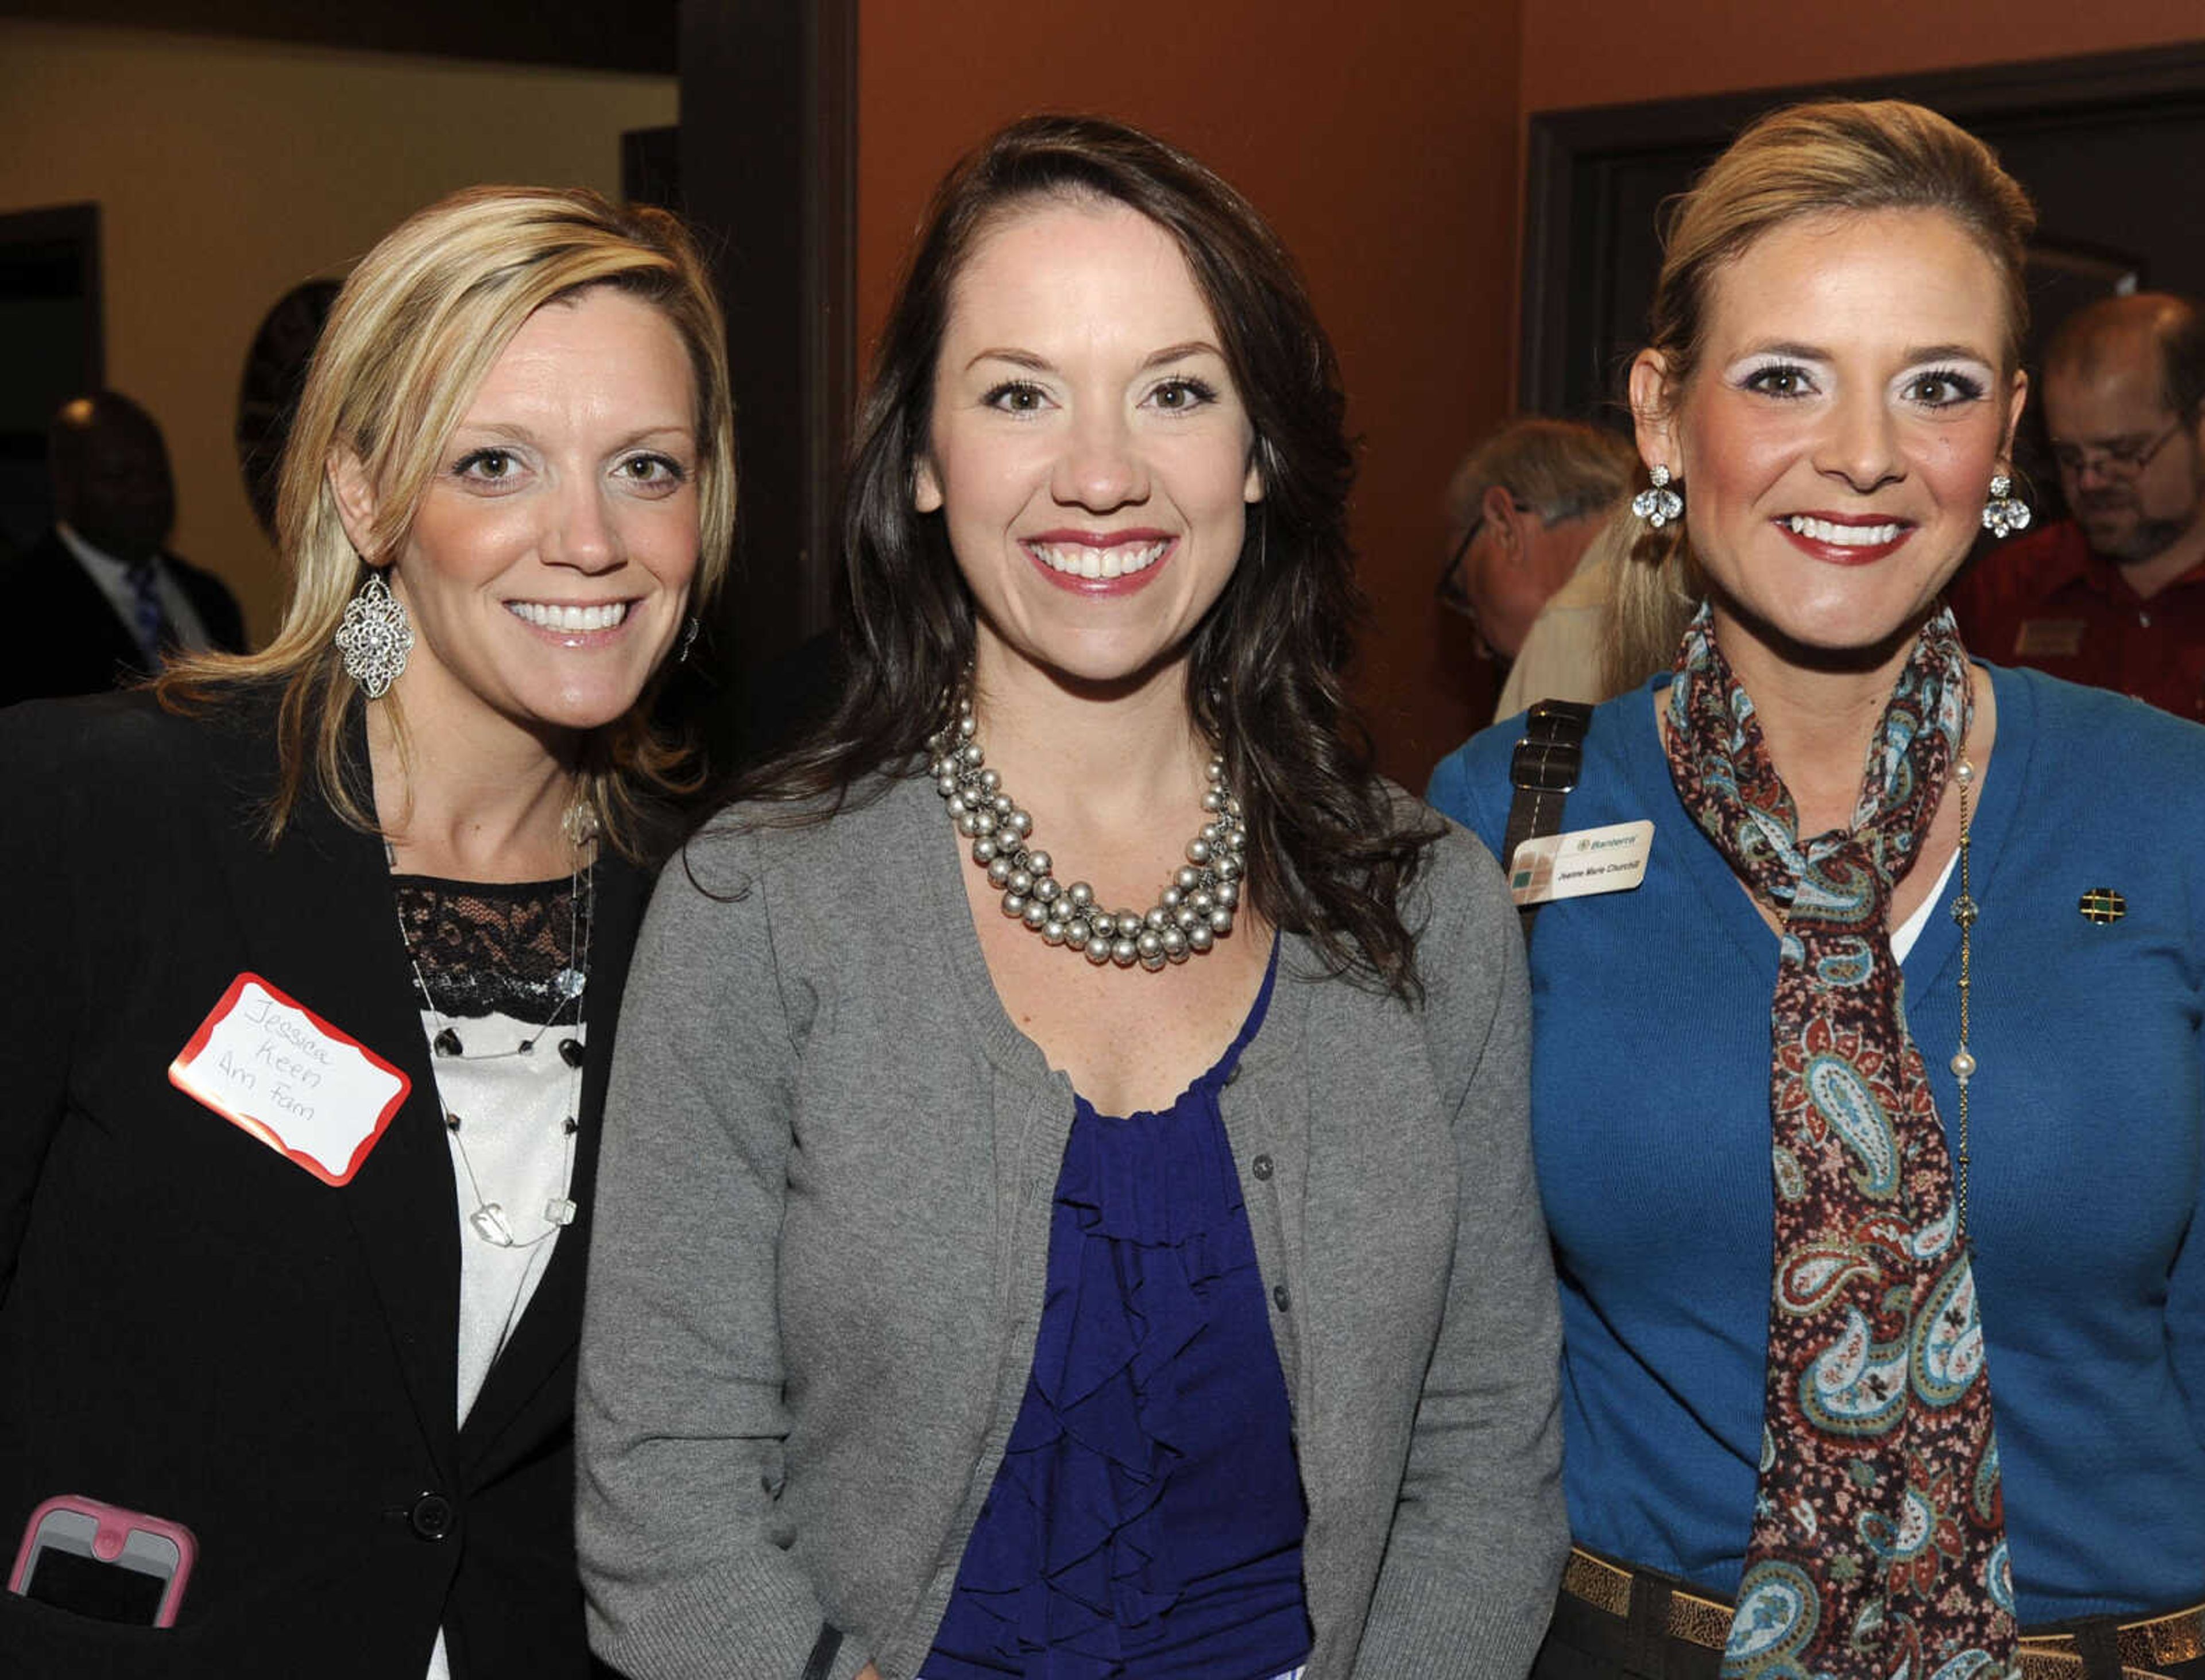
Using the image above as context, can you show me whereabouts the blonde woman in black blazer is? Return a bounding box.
[0,185,733,1677]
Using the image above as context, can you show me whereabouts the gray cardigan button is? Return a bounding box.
[1272,1284,1291,1313]
[1251,1154,1273,1180]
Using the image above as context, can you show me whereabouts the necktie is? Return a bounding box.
[126,559,167,664]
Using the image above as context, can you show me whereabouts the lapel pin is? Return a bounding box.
[2078,887,2127,925]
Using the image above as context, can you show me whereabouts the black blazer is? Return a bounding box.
[0,530,248,710]
[0,690,645,1677]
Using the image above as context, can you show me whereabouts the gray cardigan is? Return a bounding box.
[577,771,1564,1680]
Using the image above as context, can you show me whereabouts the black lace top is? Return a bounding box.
[391,870,593,1023]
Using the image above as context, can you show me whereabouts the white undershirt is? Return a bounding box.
[417,1007,583,1680]
[1890,847,1960,965]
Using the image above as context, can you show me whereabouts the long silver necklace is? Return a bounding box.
[388,842,593,1248]
[1947,754,1978,1246]
[926,688,1248,971]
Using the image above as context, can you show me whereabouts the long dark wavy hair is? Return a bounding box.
[736,114,1440,997]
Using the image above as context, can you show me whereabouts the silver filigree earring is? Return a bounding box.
[678,615,701,663]
[1633,463,1683,529]
[1982,473,2032,540]
[335,570,413,698]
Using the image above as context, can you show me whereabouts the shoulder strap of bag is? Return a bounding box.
[1500,698,1595,943]
[802,1624,843,1680]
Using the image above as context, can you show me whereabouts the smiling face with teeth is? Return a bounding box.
[333,286,701,745]
[915,197,1263,696]
[1631,208,2027,673]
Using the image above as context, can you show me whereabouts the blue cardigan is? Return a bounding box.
[1428,663,2205,1623]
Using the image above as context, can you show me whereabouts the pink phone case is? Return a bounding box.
[9,1493,198,1628]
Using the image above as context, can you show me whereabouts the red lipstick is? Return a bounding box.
[1775,512,1915,566]
[1020,529,1177,597]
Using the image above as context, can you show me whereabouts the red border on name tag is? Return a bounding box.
[168,971,412,1186]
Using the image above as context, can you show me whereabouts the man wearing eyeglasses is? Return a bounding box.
[1436,417,1636,720]
[1952,292,2205,721]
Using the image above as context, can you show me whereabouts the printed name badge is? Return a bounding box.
[1508,819,1654,908]
[169,973,411,1186]
[2014,618,2086,658]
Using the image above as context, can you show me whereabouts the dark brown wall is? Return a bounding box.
[0,0,674,72]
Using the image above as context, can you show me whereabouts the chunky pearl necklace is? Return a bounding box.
[926,690,1248,971]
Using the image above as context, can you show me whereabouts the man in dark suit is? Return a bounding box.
[0,390,247,707]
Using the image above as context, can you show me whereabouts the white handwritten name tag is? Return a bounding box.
[169,973,411,1186]
[1508,819,1655,908]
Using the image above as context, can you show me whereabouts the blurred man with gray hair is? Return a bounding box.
[1435,416,1635,718]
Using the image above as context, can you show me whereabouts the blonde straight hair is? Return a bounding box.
[161,185,737,861]
[1608,99,2035,692]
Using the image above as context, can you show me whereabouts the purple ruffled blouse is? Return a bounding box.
[924,946,1309,1680]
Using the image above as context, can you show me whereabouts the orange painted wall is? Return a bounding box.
[857,3,2205,784]
[857,0,1524,784]
[1521,0,2205,113]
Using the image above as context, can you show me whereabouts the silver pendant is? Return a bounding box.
[335,571,415,699]
[554,967,586,1000]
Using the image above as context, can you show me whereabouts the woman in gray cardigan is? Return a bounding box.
[576,115,1564,1680]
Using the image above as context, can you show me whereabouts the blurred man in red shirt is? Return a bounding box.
[1953,292,2205,721]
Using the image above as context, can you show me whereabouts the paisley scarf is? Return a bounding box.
[1662,604,2017,1680]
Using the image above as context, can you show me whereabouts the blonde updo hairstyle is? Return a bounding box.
[163,185,736,861]
[1605,99,2036,696]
